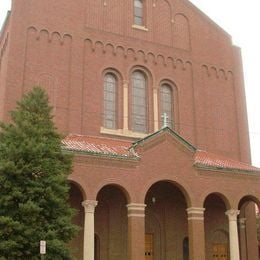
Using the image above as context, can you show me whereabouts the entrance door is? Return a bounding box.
[212,243,228,260]
[145,233,154,260]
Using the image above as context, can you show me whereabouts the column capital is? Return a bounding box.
[82,200,98,214]
[225,209,240,221]
[123,80,129,86]
[127,203,146,217]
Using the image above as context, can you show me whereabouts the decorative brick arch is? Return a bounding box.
[68,179,87,200]
[142,179,192,207]
[238,195,260,210]
[203,192,231,210]
[95,183,131,204]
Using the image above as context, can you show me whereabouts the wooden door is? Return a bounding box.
[145,233,154,260]
[212,243,228,260]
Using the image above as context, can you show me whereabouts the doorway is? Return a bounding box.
[212,243,228,260]
[145,233,154,260]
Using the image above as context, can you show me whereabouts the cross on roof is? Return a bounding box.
[161,112,168,128]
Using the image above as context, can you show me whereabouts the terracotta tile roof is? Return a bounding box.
[194,150,260,173]
[62,133,260,172]
[62,134,138,159]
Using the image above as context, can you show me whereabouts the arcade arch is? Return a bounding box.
[144,181,188,259]
[238,196,260,260]
[204,193,230,260]
[94,185,128,260]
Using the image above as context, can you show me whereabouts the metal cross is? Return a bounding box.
[161,112,168,128]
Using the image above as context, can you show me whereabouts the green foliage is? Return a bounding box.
[0,87,78,259]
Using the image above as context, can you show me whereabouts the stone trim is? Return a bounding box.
[132,24,148,31]
[187,207,205,221]
[127,203,147,217]
[100,127,149,138]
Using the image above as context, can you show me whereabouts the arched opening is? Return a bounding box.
[95,185,128,259]
[68,182,84,260]
[238,196,260,260]
[145,181,188,259]
[204,193,229,260]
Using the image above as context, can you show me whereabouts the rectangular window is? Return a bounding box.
[134,0,143,26]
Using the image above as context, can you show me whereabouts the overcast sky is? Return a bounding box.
[1,0,260,166]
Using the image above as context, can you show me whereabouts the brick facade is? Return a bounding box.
[1,0,260,259]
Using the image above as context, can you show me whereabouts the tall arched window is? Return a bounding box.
[160,84,173,128]
[132,71,147,133]
[134,0,143,26]
[104,73,117,129]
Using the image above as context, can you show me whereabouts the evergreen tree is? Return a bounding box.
[0,87,78,259]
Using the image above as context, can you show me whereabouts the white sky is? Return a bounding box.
[1,0,260,166]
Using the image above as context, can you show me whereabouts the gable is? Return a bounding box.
[131,127,196,154]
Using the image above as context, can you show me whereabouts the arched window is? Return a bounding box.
[132,71,147,133]
[104,73,117,129]
[160,84,173,128]
[134,0,143,26]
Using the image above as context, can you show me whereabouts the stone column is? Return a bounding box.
[187,207,206,260]
[82,200,98,260]
[225,209,240,260]
[127,203,146,260]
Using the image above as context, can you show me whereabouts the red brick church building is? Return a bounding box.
[1,0,260,259]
